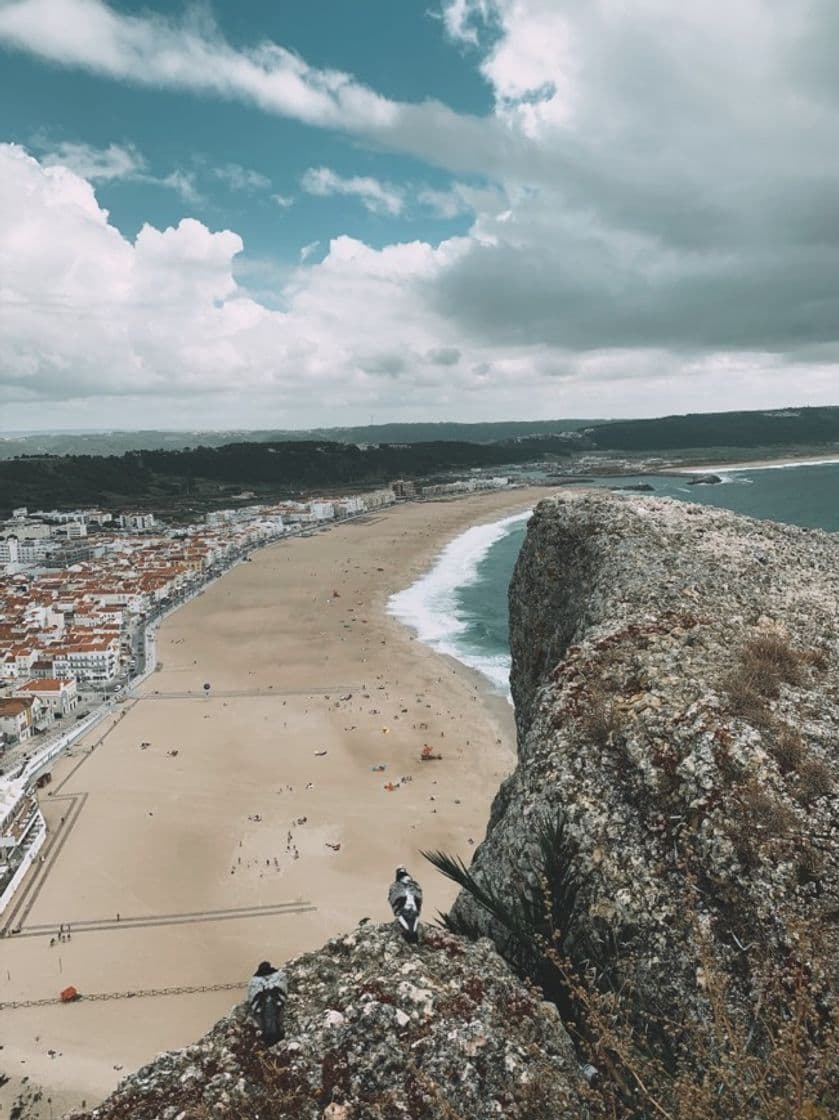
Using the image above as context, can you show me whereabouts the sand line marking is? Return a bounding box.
[12,900,317,939]
[138,684,366,700]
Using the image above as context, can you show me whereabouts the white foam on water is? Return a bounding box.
[683,457,839,474]
[387,510,532,698]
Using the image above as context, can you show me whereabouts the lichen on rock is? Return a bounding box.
[67,923,585,1120]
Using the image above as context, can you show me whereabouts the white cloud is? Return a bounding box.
[299,240,320,263]
[4,142,835,434]
[0,0,398,132]
[300,167,404,216]
[39,139,146,181]
[4,0,839,425]
[0,0,505,180]
[418,186,471,220]
[34,137,202,203]
[441,0,495,45]
[214,163,271,192]
[159,168,202,204]
[272,193,294,209]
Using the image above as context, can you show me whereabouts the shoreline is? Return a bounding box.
[671,453,839,473]
[0,486,549,1118]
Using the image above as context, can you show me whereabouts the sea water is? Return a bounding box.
[388,461,839,698]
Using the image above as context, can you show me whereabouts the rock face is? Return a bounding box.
[67,923,584,1120]
[452,493,838,1038]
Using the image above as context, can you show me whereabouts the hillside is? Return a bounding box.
[0,420,600,460]
[0,436,577,514]
[585,404,839,451]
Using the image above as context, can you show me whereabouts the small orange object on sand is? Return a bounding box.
[384,782,399,791]
[60,986,80,1003]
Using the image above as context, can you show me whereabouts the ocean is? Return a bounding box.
[388,461,839,698]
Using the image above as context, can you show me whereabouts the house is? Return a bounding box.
[14,678,78,717]
[0,696,37,744]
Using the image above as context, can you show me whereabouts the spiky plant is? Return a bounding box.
[422,812,598,1017]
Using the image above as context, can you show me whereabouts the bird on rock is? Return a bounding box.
[247,960,288,1045]
[388,866,423,943]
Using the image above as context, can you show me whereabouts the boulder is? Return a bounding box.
[67,923,585,1120]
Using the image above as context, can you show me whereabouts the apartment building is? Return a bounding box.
[0,778,47,911]
[51,637,119,683]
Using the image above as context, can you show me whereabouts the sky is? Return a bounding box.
[1,0,838,432]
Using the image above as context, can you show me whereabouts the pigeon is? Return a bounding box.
[247,961,288,1045]
[388,866,423,943]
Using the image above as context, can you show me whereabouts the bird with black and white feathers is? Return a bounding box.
[388,866,423,943]
[247,960,288,1045]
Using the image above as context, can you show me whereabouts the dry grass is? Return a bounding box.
[724,632,807,727]
[547,921,838,1120]
[578,688,627,748]
[768,724,806,775]
[726,780,797,869]
[796,757,834,804]
[740,633,804,694]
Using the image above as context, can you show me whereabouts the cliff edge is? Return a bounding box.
[451,492,837,1102]
[66,923,584,1120]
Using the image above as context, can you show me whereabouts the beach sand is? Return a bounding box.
[673,454,839,472]
[0,487,550,1117]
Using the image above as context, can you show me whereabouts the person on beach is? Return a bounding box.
[248,961,288,1045]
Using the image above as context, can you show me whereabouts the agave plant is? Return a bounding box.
[422,812,601,1017]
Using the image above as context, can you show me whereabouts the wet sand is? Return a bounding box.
[0,487,550,1116]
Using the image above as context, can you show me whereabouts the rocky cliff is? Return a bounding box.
[66,494,837,1118]
[451,493,837,1104]
[66,923,585,1120]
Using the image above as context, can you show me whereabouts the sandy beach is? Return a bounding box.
[0,487,549,1117]
[673,453,839,472]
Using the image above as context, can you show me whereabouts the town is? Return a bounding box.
[0,474,511,921]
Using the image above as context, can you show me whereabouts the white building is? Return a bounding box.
[52,638,119,683]
[0,778,47,916]
[0,696,37,743]
[336,497,365,517]
[365,488,397,508]
[118,512,156,531]
[0,537,19,567]
[14,677,78,716]
[309,501,335,521]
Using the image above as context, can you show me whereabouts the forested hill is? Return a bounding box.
[0,435,576,513]
[0,419,598,459]
[584,405,839,451]
[2,406,837,514]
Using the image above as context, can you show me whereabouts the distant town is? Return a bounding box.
[0,473,513,921]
